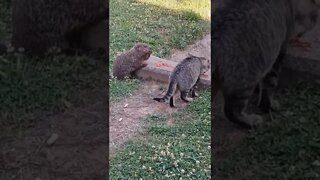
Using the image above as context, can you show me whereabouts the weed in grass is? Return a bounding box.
[180,10,202,21]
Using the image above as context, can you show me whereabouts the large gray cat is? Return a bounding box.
[212,0,320,128]
[154,55,210,107]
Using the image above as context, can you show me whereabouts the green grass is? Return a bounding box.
[0,52,103,132]
[0,1,105,133]
[138,0,210,20]
[109,0,210,99]
[109,78,140,100]
[215,84,320,179]
[110,90,211,179]
[0,0,11,42]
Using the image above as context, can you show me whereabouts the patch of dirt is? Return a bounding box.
[212,92,248,161]
[1,69,108,179]
[109,81,188,156]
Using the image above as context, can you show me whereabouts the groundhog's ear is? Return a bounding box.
[134,44,140,50]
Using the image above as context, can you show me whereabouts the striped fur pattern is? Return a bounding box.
[212,0,320,128]
[154,55,210,107]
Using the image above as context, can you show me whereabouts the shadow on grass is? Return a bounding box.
[214,83,320,179]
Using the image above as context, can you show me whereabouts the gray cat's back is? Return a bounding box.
[212,0,292,91]
[171,57,202,89]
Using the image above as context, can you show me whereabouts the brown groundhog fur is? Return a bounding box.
[11,0,108,55]
[112,43,152,80]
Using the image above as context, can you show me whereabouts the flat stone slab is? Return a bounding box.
[135,55,211,88]
[285,20,320,78]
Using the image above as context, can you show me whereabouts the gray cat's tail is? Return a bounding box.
[153,79,177,106]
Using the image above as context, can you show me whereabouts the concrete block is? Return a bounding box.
[135,55,211,88]
[285,20,320,79]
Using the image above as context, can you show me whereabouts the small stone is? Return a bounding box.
[18,47,25,52]
[46,133,59,146]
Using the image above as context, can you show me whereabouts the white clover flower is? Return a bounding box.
[173,161,178,167]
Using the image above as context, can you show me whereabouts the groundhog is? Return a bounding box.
[153,55,210,107]
[112,43,152,80]
[10,0,108,55]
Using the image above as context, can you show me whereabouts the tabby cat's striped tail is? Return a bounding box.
[153,79,177,106]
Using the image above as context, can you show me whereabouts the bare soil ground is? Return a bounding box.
[109,81,189,156]
[212,92,249,161]
[1,69,108,179]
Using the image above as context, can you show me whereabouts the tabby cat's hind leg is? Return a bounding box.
[191,88,198,98]
[169,96,175,107]
[190,84,199,98]
[190,78,200,98]
[181,90,193,103]
[224,93,264,129]
[260,53,283,113]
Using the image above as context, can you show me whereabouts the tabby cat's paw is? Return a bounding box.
[271,100,281,111]
[246,114,264,128]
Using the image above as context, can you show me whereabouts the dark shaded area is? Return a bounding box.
[0,0,109,179]
[213,82,320,179]
[10,0,107,55]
